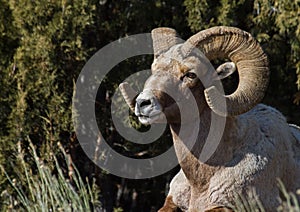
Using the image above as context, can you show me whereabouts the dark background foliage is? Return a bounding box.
[0,0,299,211]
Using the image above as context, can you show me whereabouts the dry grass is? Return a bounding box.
[232,181,300,212]
[0,140,101,211]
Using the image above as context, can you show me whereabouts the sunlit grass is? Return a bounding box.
[277,180,300,212]
[232,180,300,212]
[1,140,101,211]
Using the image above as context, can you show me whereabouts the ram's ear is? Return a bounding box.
[215,62,236,80]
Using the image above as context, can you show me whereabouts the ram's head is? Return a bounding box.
[120,26,269,125]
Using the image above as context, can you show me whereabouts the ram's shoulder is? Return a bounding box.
[235,104,291,151]
[239,104,287,127]
[248,104,285,118]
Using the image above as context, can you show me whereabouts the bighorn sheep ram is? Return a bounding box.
[119,26,300,211]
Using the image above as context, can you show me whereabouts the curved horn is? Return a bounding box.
[152,27,182,58]
[182,26,269,116]
[119,82,138,112]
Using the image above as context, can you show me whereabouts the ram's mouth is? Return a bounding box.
[137,111,163,125]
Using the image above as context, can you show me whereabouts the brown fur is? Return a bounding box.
[158,196,177,212]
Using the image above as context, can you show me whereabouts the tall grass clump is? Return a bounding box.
[232,180,300,212]
[277,180,300,212]
[0,139,102,211]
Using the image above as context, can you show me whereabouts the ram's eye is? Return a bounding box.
[185,72,197,79]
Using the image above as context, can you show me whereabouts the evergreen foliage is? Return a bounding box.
[1,0,97,206]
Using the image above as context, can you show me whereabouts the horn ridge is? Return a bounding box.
[184,26,269,116]
[151,27,182,57]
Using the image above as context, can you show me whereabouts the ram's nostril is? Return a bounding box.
[140,99,152,108]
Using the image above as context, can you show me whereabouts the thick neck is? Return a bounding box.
[169,106,237,188]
